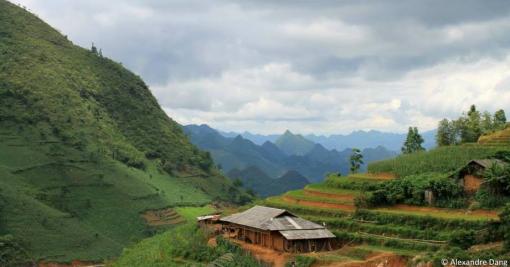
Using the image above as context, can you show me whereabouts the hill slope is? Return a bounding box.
[0,1,246,264]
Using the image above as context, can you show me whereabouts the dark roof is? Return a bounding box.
[279,229,336,240]
[221,206,324,230]
[220,206,336,240]
[220,206,294,229]
[468,159,508,169]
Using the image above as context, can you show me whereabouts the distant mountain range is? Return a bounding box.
[227,167,309,197]
[183,124,398,196]
[223,129,436,151]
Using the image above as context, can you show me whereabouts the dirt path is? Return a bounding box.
[229,239,291,267]
[314,252,407,267]
[303,189,356,201]
[282,196,355,212]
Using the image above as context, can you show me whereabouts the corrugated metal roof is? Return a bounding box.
[220,206,294,229]
[220,206,324,231]
[279,229,335,240]
[264,216,324,231]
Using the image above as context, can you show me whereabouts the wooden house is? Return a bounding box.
[197,214,222,233]
[219,206,335,253]
[455,159,508,194]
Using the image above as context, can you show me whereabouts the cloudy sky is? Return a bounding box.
[12,0,510,134]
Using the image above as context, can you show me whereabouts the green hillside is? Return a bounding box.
[0,1,248,264]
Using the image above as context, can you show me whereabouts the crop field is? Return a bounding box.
[367,144,509,178]
[262,172,506,265]
[478,125,510,146]
[0,134,215,263]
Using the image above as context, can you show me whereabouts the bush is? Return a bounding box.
[361,173,465,208]
[285,255,315,267]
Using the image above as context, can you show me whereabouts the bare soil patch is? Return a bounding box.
[230,239,291,267]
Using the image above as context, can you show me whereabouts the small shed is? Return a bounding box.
[455,159,508,194]
[219,206,335,253]
[197,214,221,232]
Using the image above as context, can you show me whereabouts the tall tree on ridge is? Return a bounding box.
[402,127,425,154]
[349,148,364,174]
[494,109,507,130]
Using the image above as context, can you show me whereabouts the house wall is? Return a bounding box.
[463,174,483,193]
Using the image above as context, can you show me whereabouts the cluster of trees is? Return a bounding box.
[349,148,364,174]
[436,105,507,146]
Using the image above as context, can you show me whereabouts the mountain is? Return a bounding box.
[184,124,398,184]
[224,129,436,152]
[184,125,286,177]
[306,130,436,151]
[0,2,247,264]
[275,130,316,155]
[227,167,309,197]
[220,131,279,145]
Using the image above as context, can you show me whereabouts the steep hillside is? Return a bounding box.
[275,130,316,155]
[0,1,247,264]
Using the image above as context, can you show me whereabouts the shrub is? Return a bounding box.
[285,255,315,267]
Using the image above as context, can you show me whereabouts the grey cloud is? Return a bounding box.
[12,0,510,134]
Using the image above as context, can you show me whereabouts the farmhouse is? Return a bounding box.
[455,159,508,194]
[219,205,335,253]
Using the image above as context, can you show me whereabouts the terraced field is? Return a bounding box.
[263,173,503,265]
[478,125,510,146]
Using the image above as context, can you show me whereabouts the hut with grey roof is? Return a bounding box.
[220,205,335,253]
[455,159,509,194]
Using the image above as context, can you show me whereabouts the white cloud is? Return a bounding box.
[10,0,510,135]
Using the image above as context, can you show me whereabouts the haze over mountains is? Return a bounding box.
[184,124,399,196]
[224,129,436,151]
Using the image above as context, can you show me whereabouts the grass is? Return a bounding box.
[368,145,509,178]
[284,190,355,205]
[0,1,251,264]
[304,184,362,196]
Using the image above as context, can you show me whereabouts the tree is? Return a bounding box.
[461,104,482,143]
[494,109,507,130]
[402,127,425,154]
[349,148,364,174]
[436,119,456,146]
[480,111,493,134]
[91,42,98,54]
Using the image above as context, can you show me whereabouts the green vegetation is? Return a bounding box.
[113,225,261,267]
[349,148,363,174]
[367,145,507,177]
[0,1,250,264]
[436,105,507,146]
[358,173,465,208]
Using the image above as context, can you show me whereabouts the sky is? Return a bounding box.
[11,0,510,134]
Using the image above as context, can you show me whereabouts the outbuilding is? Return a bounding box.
[455,159,508,194]
[219,205,335,253]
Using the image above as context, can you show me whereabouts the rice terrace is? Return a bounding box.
[2,0,510,266]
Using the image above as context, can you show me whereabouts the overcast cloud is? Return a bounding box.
[11,0,510,134]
